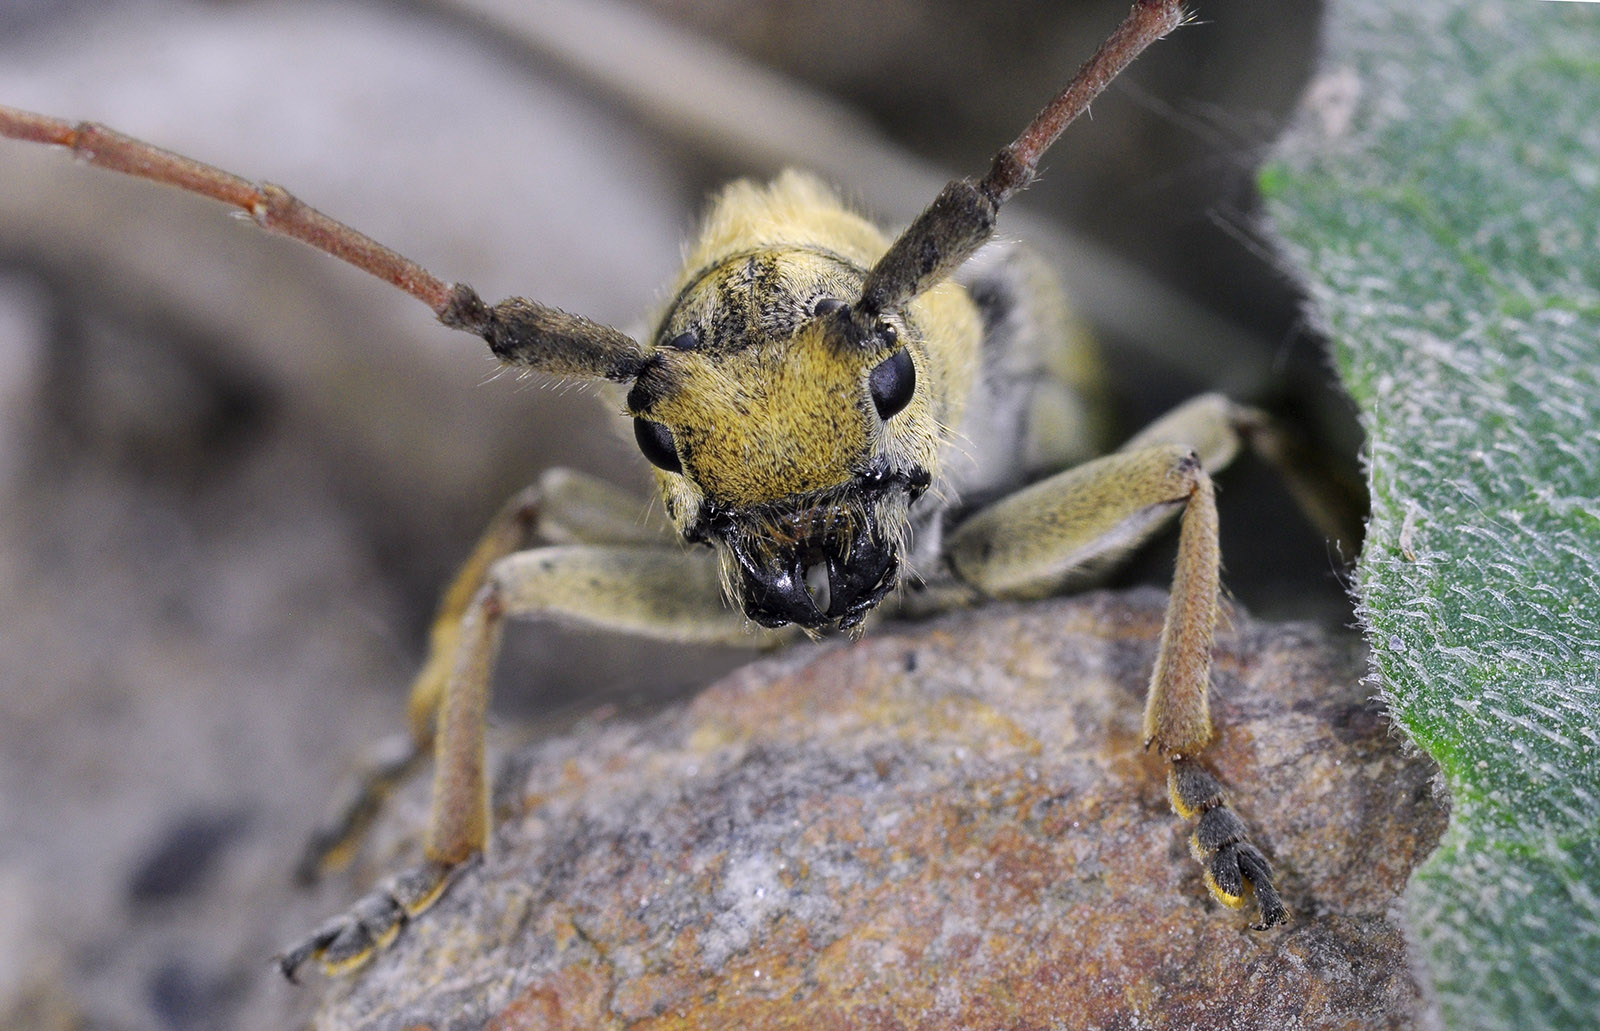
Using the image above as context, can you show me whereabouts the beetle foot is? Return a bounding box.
[1169,757,1287,928]
[276,858,461,981]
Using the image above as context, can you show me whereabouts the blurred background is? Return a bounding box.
[0,0,1344,1027]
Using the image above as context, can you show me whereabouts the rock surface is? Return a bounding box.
[312,591,1445,1030]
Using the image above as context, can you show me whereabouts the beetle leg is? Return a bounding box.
[278,540,763,979]
[944,402,1286,928]
[295,469,674,883]
[1123,392,1364,554]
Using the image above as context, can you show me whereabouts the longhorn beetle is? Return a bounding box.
[2,0,1314,980]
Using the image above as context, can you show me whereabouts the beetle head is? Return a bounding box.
[626,246,937,634]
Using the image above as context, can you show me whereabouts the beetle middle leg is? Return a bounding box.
[943,393,1288,928]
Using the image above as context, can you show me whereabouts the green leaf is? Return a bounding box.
[1263,1,1600,1028]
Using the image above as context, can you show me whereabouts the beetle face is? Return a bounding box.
[701,456,932,632]
[626,246,936,633]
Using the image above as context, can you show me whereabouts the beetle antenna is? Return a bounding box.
[0,104,646,382]
[855,0,1186,327]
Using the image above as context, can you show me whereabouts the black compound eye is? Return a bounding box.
[633,417,682,473]
[868,348,916,421]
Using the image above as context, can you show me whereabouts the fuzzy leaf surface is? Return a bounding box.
[1263,1,1600,1027]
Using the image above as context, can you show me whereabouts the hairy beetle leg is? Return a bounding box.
[294,470,685,883]
[292,485,547,883]
[943,394,1292,928]
[284,484,763,976]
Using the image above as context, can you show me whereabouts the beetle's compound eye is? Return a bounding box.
[634,418,682,473]
[813,297,849,318]
[868,348,916,420]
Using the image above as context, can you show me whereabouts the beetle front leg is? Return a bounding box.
[278,539,761,979]
[296,469,672,884]
[291,486,537,885]
[945,432,1285,929]
[1138,455,1286,929]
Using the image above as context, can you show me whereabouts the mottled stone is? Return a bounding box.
[311,590,1444,1030]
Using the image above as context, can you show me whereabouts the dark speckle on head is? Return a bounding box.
[625,378,654,413]
[655,245,871,359]
[626,357,674,413]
